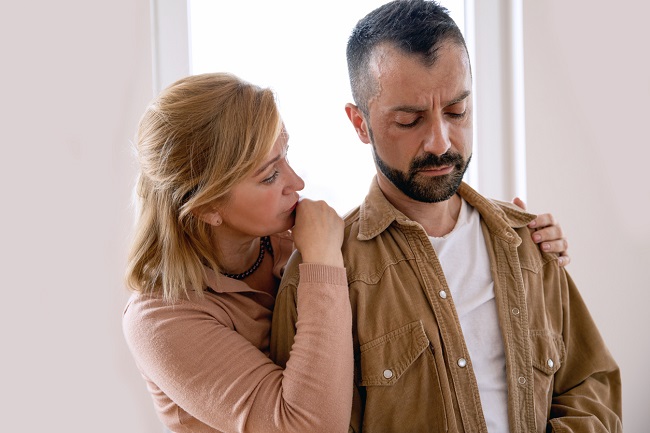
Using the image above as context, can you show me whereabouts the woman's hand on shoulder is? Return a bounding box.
[512,197,571,267]
[292,198,344,268]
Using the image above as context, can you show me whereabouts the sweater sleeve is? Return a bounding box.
[122,260,353,433]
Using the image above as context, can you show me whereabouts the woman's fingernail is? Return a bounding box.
[533,234,541,242]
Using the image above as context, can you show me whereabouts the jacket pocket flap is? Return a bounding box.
[530,330,565,375]
[359,320,430,386]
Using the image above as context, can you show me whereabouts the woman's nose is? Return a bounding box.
[284,162,305,193]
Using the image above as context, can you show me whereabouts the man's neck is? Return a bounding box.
[377,175,462,238]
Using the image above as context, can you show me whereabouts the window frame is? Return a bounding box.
[149,0,527,202]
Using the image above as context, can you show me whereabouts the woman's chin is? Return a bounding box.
[281,216,296,232]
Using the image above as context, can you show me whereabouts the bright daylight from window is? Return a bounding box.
[189,0,466,215]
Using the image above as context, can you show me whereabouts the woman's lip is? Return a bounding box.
[286,196,301,213]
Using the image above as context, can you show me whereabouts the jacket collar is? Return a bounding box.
[357,177,536,244]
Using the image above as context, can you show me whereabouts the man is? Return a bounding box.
[271,1,622,432]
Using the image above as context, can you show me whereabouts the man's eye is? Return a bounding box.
[396,118,420,128]
[262,170,280,184]
[447,110,467,119]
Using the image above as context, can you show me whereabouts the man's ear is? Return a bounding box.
[345,103,371,144]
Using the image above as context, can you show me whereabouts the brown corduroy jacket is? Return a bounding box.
[271,180,622,433]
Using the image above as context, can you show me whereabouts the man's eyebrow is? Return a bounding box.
[389,105,425,113]
[445,90,471,107]
[388,90,472,113]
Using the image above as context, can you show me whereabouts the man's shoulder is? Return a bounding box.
[473,197,558,272]
[458,184,536,230]
[488,198,535,221]
[341,205,364,248]
[278,249,302,290]
[342,204,362,225]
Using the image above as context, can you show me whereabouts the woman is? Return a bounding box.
[122,73,569,433]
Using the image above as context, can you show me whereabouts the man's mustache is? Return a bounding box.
[410,152,464,171]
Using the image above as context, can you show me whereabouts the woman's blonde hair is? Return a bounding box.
[126,72,281,302]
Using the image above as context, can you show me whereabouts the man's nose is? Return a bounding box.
[422,117,451,156]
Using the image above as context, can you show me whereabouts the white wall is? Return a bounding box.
[524,1,650,431]
[0,0,162,431]
[2,1,645,431]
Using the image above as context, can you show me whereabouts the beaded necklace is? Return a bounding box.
[221,236,273,280]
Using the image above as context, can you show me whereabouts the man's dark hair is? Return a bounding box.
[347,0,468,114]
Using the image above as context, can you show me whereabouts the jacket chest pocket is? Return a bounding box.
[358,320,448,433]
[529,331,565,432]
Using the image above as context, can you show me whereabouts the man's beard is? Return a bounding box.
[372,146,471,203]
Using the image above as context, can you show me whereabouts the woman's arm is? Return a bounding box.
[123,264,352,433]
[122,198,352,433]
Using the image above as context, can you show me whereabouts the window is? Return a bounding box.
[151,0,526,208]
[188,0,468,214]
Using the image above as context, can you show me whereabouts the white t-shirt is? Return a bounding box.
[428,198,509,433]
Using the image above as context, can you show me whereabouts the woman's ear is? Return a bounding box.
[345,103,372,144]
[193,207,223,227]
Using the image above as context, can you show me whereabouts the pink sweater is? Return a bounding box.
[122,233,353,433]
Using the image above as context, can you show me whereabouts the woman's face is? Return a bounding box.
[216,128,305,238]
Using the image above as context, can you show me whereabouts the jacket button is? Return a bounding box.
[383,369,393,379]
[547,359,554,368]
[511,308,520,315]
[457,358,467,368]
[439,290,447,299]
[518,376,526,384]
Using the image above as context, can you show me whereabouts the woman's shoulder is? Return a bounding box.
[122,290,227,342]
[122,292,171,354]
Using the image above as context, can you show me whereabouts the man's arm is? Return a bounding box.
[270,251,301,368]
[547,269,622,432]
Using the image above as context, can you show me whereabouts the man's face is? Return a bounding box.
[351,42,473,203]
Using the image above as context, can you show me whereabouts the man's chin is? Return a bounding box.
[406,176,462,203]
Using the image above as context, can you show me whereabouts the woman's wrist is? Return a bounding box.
[300,252,344,268]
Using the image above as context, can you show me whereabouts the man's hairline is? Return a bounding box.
[357,39,472,117]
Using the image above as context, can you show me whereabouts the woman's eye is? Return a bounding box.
[262,170,280,184]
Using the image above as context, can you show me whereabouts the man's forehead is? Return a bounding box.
[367,42,471,106]
[367,42,403,75]
[369,41,469,73]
